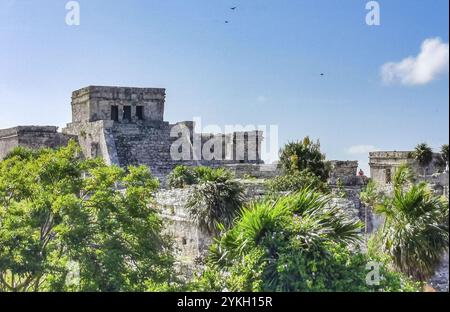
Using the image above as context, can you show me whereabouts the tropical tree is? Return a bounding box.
[279,136,329,181]
[411,143,433,176]
[372,167,449,282]
[0,141,177,291]
[392,163,416,189]
[186,168,244,235]
[367,166,449,283]
[191,189,418,292]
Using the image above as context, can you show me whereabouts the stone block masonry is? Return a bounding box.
[0,126,75,160]
[71,86,166,123]
[63,86,265,183]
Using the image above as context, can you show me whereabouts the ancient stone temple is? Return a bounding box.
[0,86,263,181]
[369,151,446,185]
[369,151,448,197]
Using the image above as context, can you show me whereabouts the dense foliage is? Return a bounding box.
[0,141,177,291]
[266,169,330,194]
[168,165,235,188]
[167,165,197,188]
[185,167,244,235]
[191,189,418,292]
[278,137,329,181]
[371,167,449,282]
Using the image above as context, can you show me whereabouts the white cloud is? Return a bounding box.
[347,145,378,155]
[381,37,449,86]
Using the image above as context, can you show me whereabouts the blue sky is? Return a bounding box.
[0,0,449,173]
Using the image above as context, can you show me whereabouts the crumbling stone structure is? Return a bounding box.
[0,86,264,182]
[0,126,74,160]
[369,151,446,185]
[369,151,448,197]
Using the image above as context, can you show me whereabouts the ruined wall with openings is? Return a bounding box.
[63,86,264,182]
[369,151,446,185]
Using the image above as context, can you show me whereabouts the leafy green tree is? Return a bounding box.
[186,168,244,235]
[0,141,177,291]
[279,137,329,181]
[411,143,433,176]
[191,189,417,292]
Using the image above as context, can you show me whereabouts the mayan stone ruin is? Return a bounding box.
[1,86,264,183]
[0,86,448,291]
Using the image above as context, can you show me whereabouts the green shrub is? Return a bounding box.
[279,137,329,180]
[168,165,235,188]
[167,165,197,188]
[193,166,233,183]
[266,169,330,194]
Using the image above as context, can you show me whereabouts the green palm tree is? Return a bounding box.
[411,143,433,176]
[374,181,449,282]
[392,163,415,189]
[210,188,362,267]
[186,168,244,235]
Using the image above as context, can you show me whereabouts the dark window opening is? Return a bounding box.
[111,105,119,121]
[136,106,144,120]
[385,168,392,184]
[123,106,131,121]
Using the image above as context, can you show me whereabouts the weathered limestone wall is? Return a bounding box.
[329,160,358,177]
[0,126,74,160]
[369,151,446,185]
[417,172,449,197]
[63,120,119,166]
[155,188,213,277]
[112,121,174,180]
[429,253,449,292]
[223,163,281,179]
[0,129,18,160]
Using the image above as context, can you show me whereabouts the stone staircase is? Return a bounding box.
[111,122,175,182]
